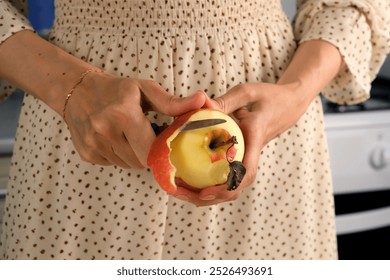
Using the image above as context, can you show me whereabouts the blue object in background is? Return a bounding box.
[28,0,55,33]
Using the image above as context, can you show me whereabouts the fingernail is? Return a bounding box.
[175,195,189,201]
[201,195,216,201]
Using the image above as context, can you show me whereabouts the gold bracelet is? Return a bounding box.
[62,68,103,120]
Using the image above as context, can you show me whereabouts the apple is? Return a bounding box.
[147,109,246,194]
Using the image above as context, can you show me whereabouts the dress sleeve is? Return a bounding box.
[294,0,390,105]
[0,0,33,101]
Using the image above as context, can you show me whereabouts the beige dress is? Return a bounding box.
[0,0,389,260]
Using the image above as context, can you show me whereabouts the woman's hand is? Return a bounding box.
[64,71,207,169]
[172,40,344,206]
[0,30,207,169]
[173,82,309,206]
[0,30,208,169]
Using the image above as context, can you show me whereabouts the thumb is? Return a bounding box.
[239,116,264,187]
[211,84,260,115]
[162,90,207,116]
[139,80,207,116]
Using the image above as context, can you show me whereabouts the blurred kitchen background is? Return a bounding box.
[0,0,389,259]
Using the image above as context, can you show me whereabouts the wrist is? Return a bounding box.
[0,30,94,115]
[276,79,314,113]
[276,40,344,109]
[259,82,311,143]
[62,68,104,121]
[33,43,95,116]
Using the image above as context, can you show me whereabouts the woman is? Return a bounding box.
[0,0,389,259]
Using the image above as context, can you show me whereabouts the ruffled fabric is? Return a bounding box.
[0,0,33,101]
[49,0,290,102]
[295,0,390,105]
[0,0,31,44]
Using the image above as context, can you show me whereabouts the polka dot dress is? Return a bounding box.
[0,0,389,259]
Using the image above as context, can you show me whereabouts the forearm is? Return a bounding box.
[252,40,344,144]
[277,40,344,111]
[0,30,93,115]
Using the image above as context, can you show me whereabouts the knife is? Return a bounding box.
[180,118,227,132]
[151,118,226,135]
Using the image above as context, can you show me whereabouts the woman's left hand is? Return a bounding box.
[173,82,314,206]
[172,40,344,206]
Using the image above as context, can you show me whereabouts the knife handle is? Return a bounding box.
[151,123,161,136]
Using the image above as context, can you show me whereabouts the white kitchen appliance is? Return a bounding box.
[323,77,390,260]
[0,91,23,196]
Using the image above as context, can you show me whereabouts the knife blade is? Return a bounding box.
[180,118,227,132]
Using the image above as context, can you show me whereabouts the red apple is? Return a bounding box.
[147,109,245,194]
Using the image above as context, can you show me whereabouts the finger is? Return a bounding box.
[202,93,218,109]
[139,81,207,116]
[122,105,156,167]
[89,137,130,168]
[95,147,131,168]
[71,136,114,167]
[98,122,145,168]
[212,83,261,115]
[161,91,206,116]
[160,90,206,116]
[80,152,112,166]
[65,122,111,166]
[193,195,241,207]
[87,113,145,168]
[238,118,264,187]
[103,124,151,169]
[174,181,243,206]
[173,186,216,206]
[79,136,133,168]
[101,140,138,169]
[173,186,201,202]
[198,184,242,202]
[116,133,147,168]
[172,190,231,207]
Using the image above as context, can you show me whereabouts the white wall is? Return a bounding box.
[281,0,296,22]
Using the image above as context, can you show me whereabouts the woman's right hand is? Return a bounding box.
[64,71,207,169]
[0,30,206,169]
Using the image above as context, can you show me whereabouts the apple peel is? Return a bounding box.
[147,109,245,194]
[147,112,192,194]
